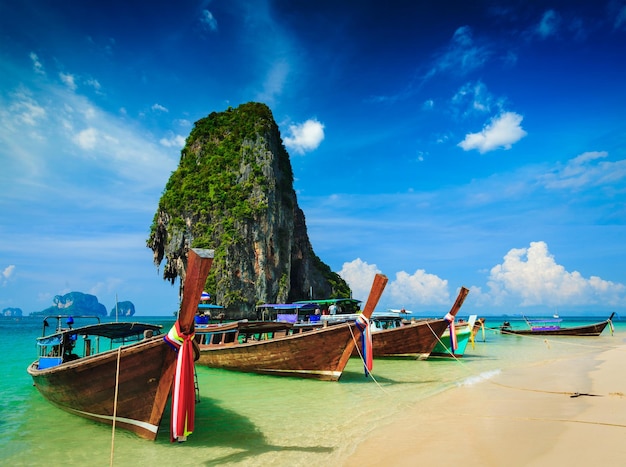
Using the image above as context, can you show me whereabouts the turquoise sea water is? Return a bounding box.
[1,315,624,466]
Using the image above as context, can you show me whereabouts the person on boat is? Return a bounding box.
[314,308,321,316]
[329,303,337,315]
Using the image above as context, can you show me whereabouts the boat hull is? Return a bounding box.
[197,323,360,381]
[28,336,176,440]
[355,319,450,359]
[502,320,610,336]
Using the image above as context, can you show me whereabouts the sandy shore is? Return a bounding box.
[344,341,626,466]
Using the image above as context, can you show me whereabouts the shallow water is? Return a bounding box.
[1,316,623,466]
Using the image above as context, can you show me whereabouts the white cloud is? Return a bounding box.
[427,26,491,79]
[539,151,626,190]
[152,103,168,112]
[3,265,15,279]
[458,111,527,153]
[30,52,45,75]
[388,269,450,306]
[338,258,381,303]
[339,259,451,309]
[487,241,625,307]
[73,127,98,150]
[283,119,325,154]
[200,9,218,32]
[59,72,77,90]
[8,91,46,126]
[256,60,289,106]
[160,134,186,148]
[536,10,560,39]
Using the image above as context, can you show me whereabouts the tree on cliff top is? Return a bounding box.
[147,102,350,317]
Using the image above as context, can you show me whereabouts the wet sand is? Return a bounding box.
[344,342,626,466]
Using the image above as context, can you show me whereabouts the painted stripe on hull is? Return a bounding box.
[259,368,342,378]
[65,407,159,434]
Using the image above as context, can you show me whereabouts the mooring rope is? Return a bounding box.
[347,322,388,393]
[110,346,122,467]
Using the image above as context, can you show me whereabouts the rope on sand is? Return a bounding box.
[427,323,625,400]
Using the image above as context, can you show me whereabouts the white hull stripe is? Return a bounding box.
[259,368,342,377]
[67,408,159,434]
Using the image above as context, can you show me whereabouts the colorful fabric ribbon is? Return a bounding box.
[164,320,196,442]
[444,312,457,353]
[355,315,373,376]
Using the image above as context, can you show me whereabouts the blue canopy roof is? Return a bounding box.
[257,303,317,310]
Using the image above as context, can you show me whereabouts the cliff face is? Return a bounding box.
[147,102,349,318]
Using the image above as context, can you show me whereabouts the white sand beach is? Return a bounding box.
[345,342,626,466]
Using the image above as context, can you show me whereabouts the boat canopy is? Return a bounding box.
[256,303,317,310]
[198,304,224,310]
[293,298,361,306]
[36,322,163,342]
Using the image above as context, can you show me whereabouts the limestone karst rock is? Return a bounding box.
[147,102,350,318]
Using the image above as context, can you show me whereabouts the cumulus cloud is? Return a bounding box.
[487,241,625,307]
[458,111,527,153]
[387,270,450,306]
[338,259,381,303]
[283,119,325,154]
[339,259,451,310]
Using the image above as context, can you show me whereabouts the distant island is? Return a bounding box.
[2,307,23,317]
[29,292,135,317]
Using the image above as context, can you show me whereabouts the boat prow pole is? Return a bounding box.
[360,273,388,320]
[447,286,470,319]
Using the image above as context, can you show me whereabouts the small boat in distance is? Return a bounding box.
[500,313,615,336]
[27,248,215,440]
[194,274,388,381]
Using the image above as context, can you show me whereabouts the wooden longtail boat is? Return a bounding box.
[500,313,615,336]
[353,286,470,359]
[195,273,388,381]
[430,315,477,358]
[27,248,214,440]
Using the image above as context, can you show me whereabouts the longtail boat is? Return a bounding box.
[430,315,477,358]
[27,248,214,440]
[500,313,615,336]
[361,286,470,359]
[194,273,388,381]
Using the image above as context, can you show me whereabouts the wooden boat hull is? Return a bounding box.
[502,320,611,336]
[27,336,175,440]
[354,319,450,359]
[197,323,359,381]
[26,248,215,440]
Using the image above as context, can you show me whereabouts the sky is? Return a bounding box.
[1,0,625,317]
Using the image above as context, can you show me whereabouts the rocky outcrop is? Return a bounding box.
[109,301,135,317]
[147,102,350,318]
[2,307,22,317]
[35,292,107,317]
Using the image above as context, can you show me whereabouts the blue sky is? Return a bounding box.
[1,0,625,317]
